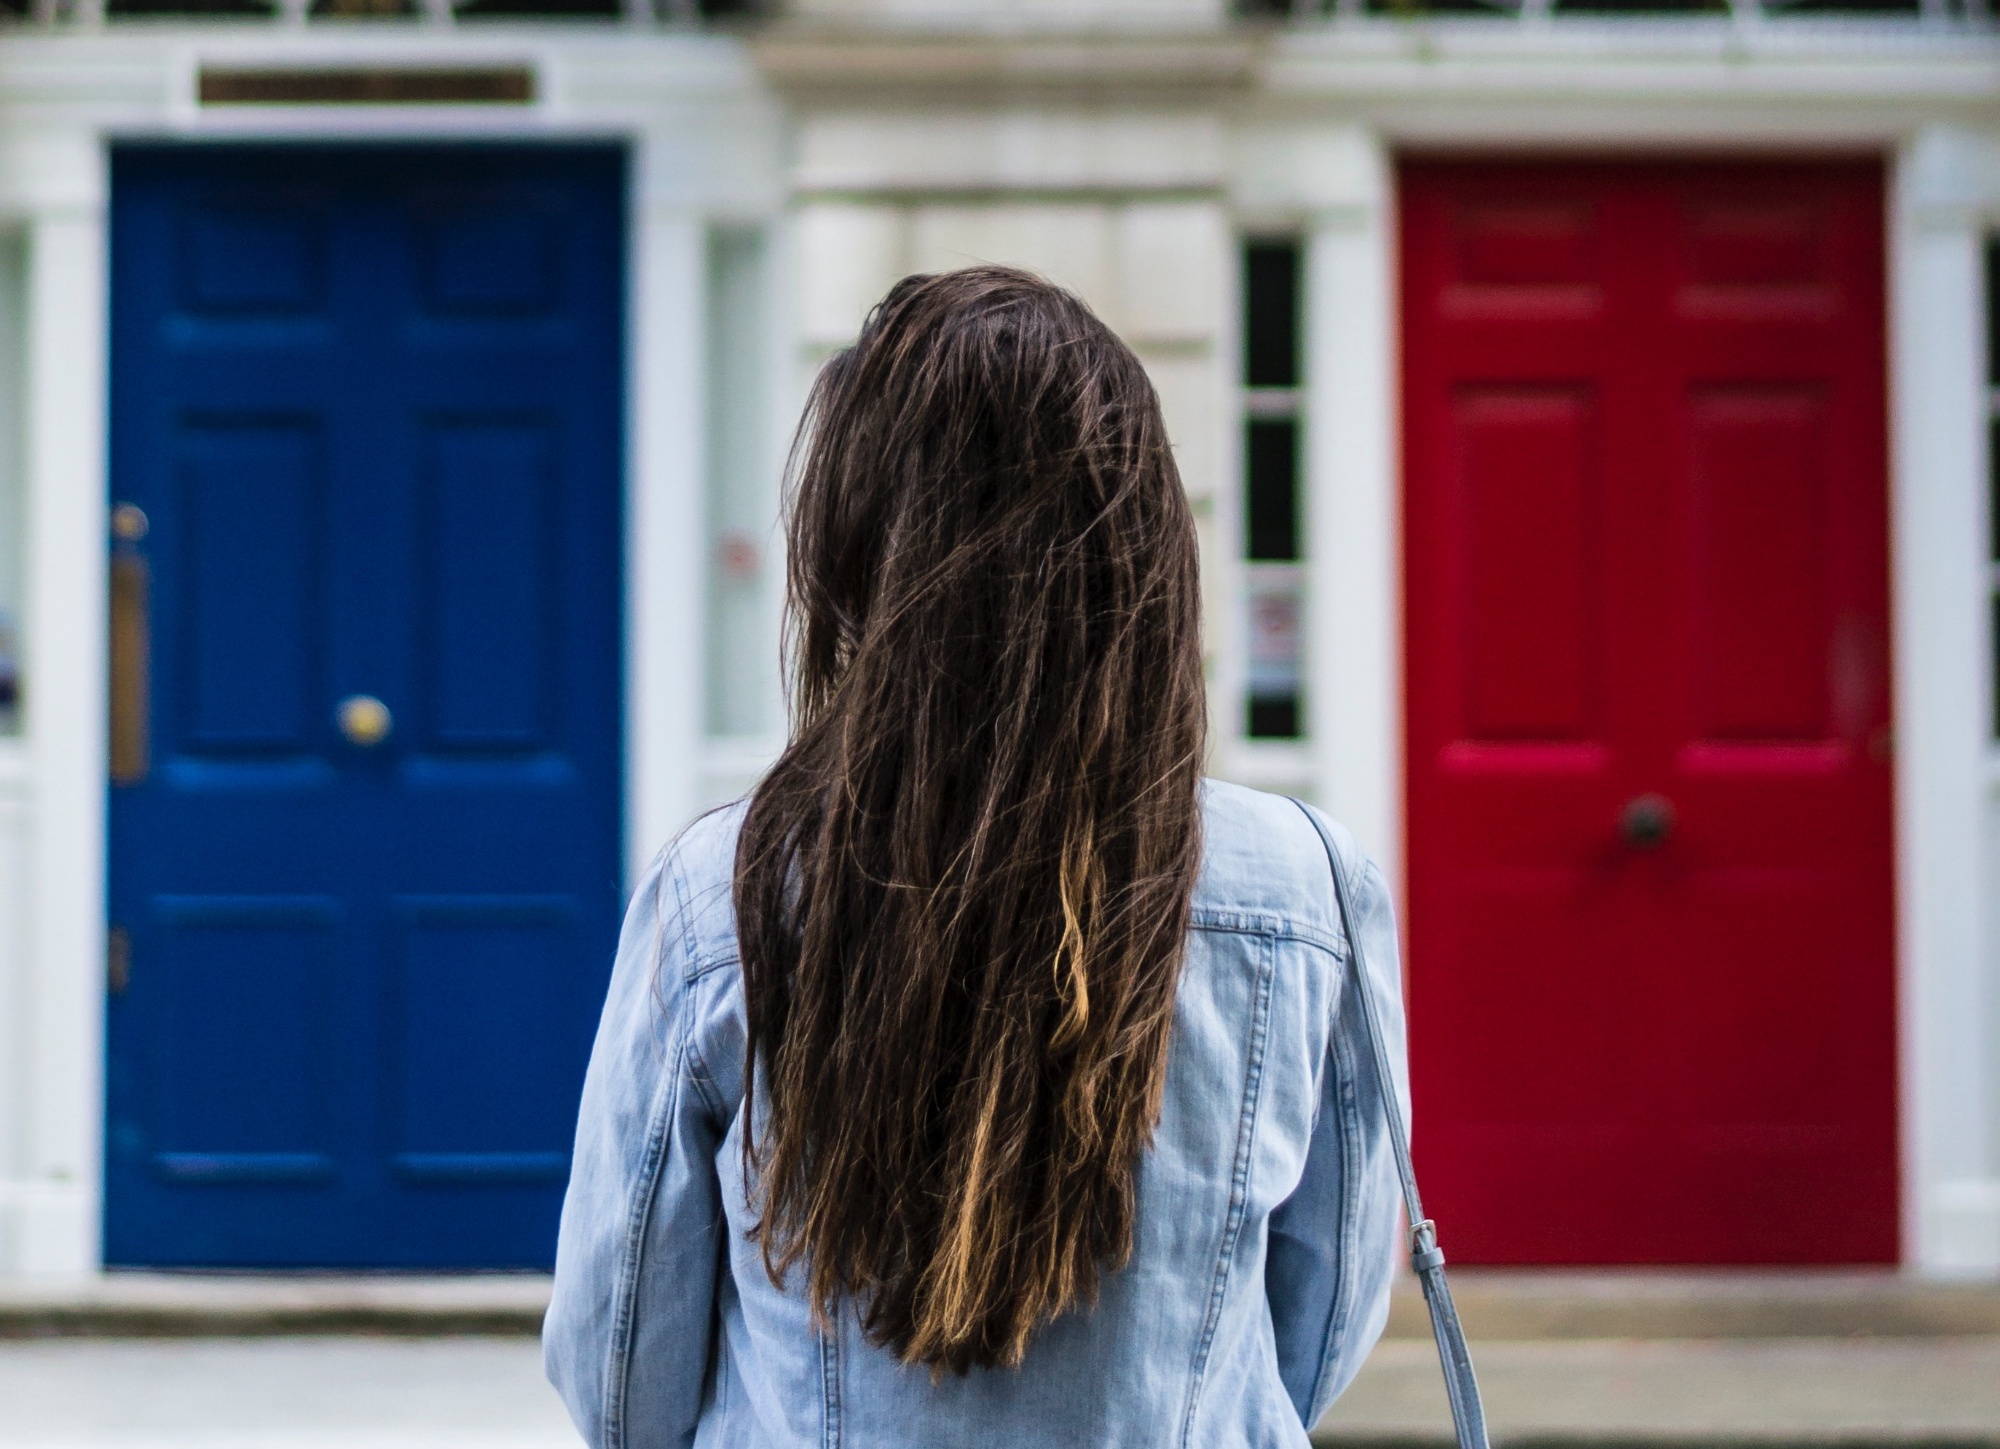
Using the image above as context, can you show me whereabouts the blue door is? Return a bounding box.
[106,145,625,1268]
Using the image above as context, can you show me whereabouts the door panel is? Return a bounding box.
[107,145,625,1268]
[1401,160,1896,1264]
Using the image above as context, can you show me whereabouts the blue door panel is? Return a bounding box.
[391,895,585,1180]
[180,422,323,749]
[107,145,625,1269]
[423,420,556,748]
[149,896,342,1182]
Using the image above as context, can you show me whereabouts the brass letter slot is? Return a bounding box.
[108,925,131,998]
[198,66,535,107]
[109,550,151,786]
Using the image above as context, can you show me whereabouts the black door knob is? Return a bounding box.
[1618,793,1675,850]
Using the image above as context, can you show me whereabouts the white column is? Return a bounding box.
[8,198,108,1277]
[1302,133,1401,887]
[626,191,709,886]
[1892,126,2000,1275]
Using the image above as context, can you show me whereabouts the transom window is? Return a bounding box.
[1239,0,1981,16]
[0,0,749,21]
[1988,238,2000,738]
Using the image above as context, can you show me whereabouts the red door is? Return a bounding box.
[1401,159,1897,1264]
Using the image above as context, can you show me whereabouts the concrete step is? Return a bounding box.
[1313,1336,2000,1449]
[1383,1271,2000,1341]
[4,1266,1998,1341]
[0,1274,551,1338]
[1,1326,1993,1449]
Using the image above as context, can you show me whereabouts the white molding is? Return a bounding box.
[627,198,709,883]
[1302,128,1400,888]
[1891,126,2000,1275]
[0,786,28,1274]
[9,197,108,1277]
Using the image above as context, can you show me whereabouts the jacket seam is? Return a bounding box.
[1304,827,1374,1419]
[661,854,731,1122]
[666,850,711,985]
[1191,910,1349,960]
[600,1015,693,1449]
[1178,930,1279,1449]
[820,1316,842,1449]
[1306,1004,1365,1417]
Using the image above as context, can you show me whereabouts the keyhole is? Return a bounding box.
[1618,793,1675,850]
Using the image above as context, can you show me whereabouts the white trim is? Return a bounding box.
[1302,135,1400,888]
[627,200,709,882]
[1891,126,1998,1274]
[12,199,109,1277]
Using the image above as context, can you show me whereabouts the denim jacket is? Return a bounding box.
[544,779,1407,1449]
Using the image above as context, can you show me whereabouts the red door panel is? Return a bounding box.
[1401,160,1897,1264]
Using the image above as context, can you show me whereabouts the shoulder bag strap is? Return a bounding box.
[1288,799,1491,1449]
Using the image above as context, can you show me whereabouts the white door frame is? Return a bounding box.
[1272,108,2000,1275]
[0,27,781,1274]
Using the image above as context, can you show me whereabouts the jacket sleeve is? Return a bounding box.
[1264,818,1408,1431]
[544,847,732,1449]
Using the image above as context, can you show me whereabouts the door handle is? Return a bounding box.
[337,694,393,747]
[109,504,152,786]
[1618,793,1675,850]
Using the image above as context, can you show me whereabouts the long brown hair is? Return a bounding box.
[733,266,1206,1375]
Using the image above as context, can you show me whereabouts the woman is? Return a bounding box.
[544,267,1406,1447]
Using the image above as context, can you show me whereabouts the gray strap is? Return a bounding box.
[1289,799,1490,1449]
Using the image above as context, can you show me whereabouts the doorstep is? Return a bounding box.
[0,1272,551,1338]
[4,1267,1997,1341]
[1383,1270,2000,1341]
[1313,1335,2000,1449]
[1339,1272,2000,1449]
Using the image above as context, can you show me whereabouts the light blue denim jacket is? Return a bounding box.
[544,779,1406,1449]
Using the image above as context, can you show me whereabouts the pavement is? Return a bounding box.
[0,1271,1997,1448]
[0,1337,575,1449]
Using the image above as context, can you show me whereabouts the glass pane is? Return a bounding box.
[109,0,273,14]
[705,227,774,739]
[309,0,415,16]
[0,234,22,737]
[1766,0,1921,11]
[1555,0,1725,10]
[1244,242,1300,389]
[1987,238,1999,388]
[1368,0,1517,15]
[1992,594,2000,742]
[1247,565,1303,740]
[457,0,616,17]
[1246,418,1300,562]
[1248,697,1301,738]
[1991,413,1999,567]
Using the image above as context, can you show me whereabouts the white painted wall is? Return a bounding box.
[0,8,1993,1276]
[11,178,111,1278]
[1894,126,2000,1273]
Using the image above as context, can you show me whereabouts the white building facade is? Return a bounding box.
[0,0,1994,1278]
